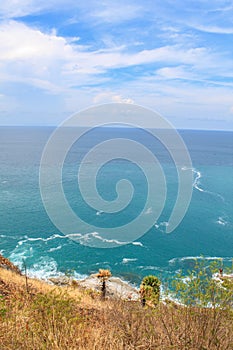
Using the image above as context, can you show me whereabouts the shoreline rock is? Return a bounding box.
[49,273,139,300]
[78,274,139,300]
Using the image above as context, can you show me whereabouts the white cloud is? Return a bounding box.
[0,0,49,18]
[0,0,76,18]
[0,0,143,25]
[0,20,97,93]
[0,1,232,129]
[156,66,195,80]
[189,24,233,34]
[90,2,142,24]
[93,92,134,104]
[0,21,71,62]
[112,95,134,104]
[1,20,223,96]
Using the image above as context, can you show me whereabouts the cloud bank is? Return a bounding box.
[0,0,232,129]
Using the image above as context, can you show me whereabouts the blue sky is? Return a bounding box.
[0,0,233,129]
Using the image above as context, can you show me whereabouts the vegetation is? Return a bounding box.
[97,268,112,299]
[0,257,232,349]
[172,260,233,308]
[140,275,160,306]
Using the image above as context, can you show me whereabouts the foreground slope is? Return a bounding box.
[0,255,232,350]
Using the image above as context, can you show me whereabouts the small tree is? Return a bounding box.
[140,275,160,306]
[97,269,111,299]
[172,259,233,308]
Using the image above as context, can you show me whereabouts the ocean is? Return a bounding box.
[0,126,232,288]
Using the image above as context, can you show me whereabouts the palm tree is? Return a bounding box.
[140,275,160,306]
[97,269,111,299]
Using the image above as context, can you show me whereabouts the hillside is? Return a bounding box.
[0,255,232,350]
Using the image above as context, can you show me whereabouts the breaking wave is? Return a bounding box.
[182,166,224,200]
[122,258,138,264]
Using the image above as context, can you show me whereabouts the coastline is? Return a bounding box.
[0,253,139,301]
[49,274,139,300]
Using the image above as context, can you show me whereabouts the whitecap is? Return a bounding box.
[181,166,204,192]
[138,265,161,271]
[193,169,204,192]
[169,256,232,265]
[74,231,128,247]
[131,241,143,247]
[20,233,67,245]
[8,245,34,270]
[122,258,138,264]
[145,207,153,215]
[216,216,228,226]
[66,233,82,239]
[154,221,169,233]
[0,234,20,240]
[48,245,62,252]
[182,166,224,200]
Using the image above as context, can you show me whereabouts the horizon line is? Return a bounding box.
[0,125,232,132]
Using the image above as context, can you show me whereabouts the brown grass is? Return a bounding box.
[0,267,233,350]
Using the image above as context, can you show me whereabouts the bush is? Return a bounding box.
[172,260,233,308]
[140,275,160,306]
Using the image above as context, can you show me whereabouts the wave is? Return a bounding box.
[8,247,86,281]
[169,256,233,265]
[95,261,110,266]
[154,221,169,233]
[192,169,204,192]
[182,166,224,200]
[0,234,24,240]
[27,257,86,281]
[72,232,144,247]
[216,216,229,226]
[145,207,153,215]
[213,272,233,281]
[7,232,144,258]
[76,232,127,246]
[122,258,138,264]
[138,265,163,272]
[17,234,67,247]
[182,166,204,192]
[131,241,144,247]
[48,245,62,252]
[26,257,60,280]
[19,232,132,248]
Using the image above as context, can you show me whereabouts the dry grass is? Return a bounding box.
[0,267,233,350]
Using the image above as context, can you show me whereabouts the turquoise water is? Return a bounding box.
[0,127,232,286]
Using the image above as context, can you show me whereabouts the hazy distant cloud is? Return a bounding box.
[93,92,134,104]
[112,95,134,104]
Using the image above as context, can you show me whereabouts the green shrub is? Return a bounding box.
[0,295,6,318]
[172,260,233,308]
[140,275,160,306]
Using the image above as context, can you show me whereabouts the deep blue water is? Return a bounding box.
[0,127,232,286]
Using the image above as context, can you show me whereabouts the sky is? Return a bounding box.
[0,0,233,129]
